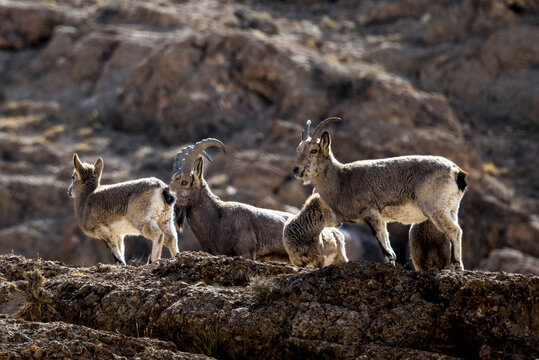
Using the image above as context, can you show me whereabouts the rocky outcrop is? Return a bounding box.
[0,253,537,359]
[0,318,212,359]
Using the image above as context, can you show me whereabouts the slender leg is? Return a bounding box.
[107,235,126,265]
[161,215,179,257]
[336,231,348,263]
[96,225,126,265]
[422,209,464,270]
[363,211,396,265]
[417,179,465,270]
[139,222,165,264]
[164,233,179,257]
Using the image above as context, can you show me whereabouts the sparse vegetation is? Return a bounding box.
[248,274,282,306]
[188,319,228,358]
[15,268,58,322]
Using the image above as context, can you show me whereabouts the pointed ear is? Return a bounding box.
[192,157,204,187]
[73,153,84,174]
[319,131,331,154]
[94,157,104,176]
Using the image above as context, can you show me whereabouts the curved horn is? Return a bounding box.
[173,138,226,174]
[173,145,194,173]
[302,120,311,140]
[173,147,214,173]
[202,150,213,163]
[312,117,341,139]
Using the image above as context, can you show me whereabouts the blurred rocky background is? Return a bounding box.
[0,0,538,274]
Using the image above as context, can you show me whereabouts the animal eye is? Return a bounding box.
[310,149,318,154]
[181,180,188,186]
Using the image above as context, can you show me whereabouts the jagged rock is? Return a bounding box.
[114,30,321,141]
[0,254,537,359]
[420,25,539,125]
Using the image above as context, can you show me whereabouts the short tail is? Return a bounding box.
[162,188,176,205]
[456,170,468,192]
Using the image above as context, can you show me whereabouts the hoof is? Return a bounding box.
[113,255,126,266]
[449,262,464,271]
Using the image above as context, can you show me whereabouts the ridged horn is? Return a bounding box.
[173,138,226,174]
[302,120,311,140]
[312,117,341,139]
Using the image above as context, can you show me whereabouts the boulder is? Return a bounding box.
[479,248,539,276]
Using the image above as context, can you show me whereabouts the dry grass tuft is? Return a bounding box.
[248,275,282,306]
[15,268,58,322]
[189,320,227,358]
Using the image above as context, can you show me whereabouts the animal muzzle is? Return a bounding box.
[293,166,305,178]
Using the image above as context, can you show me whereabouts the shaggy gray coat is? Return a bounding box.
[294,129,467,269]
[284,193,348,267]
[171,157,291,262]
[68,154,178,264]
